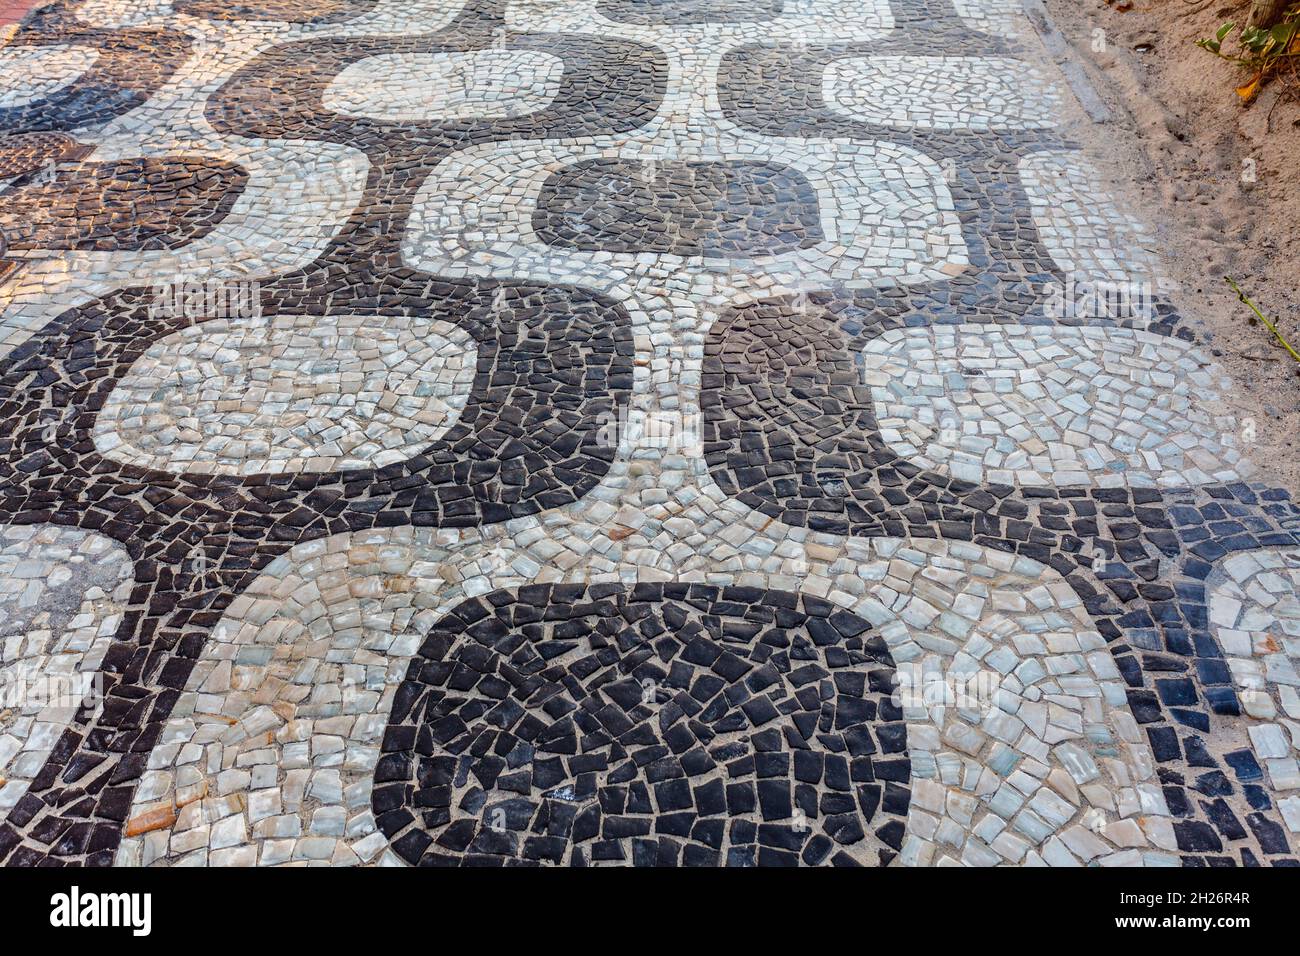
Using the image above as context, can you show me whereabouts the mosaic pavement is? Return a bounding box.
[0,0,1296,868]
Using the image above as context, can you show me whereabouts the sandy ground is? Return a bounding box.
[1044,0,1300,495]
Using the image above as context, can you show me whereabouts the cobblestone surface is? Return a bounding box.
[0,0,1297,868]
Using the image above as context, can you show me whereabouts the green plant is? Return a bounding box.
[1197,5,1300,100]
[1226,277,1300,364]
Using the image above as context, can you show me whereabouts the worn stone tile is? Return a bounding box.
[0,0,1295,871]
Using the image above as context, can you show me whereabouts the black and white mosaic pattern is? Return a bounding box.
[375,583,909,867]
[534,159,826,257]
[0,0,1296,868]
[0,156,248,252]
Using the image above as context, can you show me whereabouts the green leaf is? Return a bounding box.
[1241,26,1273,51]
[1216,21,1236,41]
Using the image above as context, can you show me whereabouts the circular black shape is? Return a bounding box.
[374,583,911,867]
